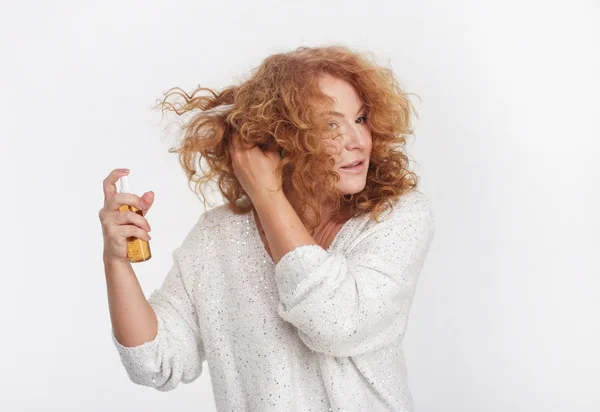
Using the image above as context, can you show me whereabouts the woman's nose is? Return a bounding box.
[344,127,368,150]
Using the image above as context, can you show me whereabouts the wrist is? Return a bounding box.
[251,189,288,211]
[103,253,131,270]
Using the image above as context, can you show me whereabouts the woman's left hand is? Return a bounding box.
[229,132,282,200]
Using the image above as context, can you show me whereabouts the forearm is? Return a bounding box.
[104,257,158,347]
[271,196,435,357]
[252,191,317,264]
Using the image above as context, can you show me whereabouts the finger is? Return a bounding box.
[265,149,281,161]
[115,210,152,233]
[239,136,254,150]
[106,192,148,212]
[230,132,239,155]
[240,134,256,150]
[103,168,130,201]
[120,225,152,241]
[139,191,155,216]
[231,132,254,153]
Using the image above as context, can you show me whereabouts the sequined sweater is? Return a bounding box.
[111,190,435,411]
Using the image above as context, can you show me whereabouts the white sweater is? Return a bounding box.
[111,190,435,411]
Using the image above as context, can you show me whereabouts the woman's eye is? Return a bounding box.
[329,122,339,129]
[356,116,367,124]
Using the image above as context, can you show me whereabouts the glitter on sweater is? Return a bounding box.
[111,190,435,411]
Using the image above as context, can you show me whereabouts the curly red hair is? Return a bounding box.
[154,45,420,229]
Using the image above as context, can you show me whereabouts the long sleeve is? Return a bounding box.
[111,220,207,391]
[274,193,435,357]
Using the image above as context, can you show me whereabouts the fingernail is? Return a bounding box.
[121,169,130,173]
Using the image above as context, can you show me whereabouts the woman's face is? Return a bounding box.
[318,74,373,195]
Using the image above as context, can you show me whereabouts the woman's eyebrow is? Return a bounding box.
[327,104,366,118]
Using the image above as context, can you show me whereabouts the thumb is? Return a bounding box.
[140,191,155,216]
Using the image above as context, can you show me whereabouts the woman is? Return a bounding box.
[100,45,435,411]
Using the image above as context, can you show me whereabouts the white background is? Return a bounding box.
[1,1,598,411]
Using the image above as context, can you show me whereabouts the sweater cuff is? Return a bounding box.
[274,244,329,298]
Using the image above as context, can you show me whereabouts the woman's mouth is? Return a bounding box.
[340,160,365,173]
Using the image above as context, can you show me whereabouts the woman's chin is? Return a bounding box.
[337,180,367,196]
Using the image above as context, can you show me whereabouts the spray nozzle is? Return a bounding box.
[119,175,134,194]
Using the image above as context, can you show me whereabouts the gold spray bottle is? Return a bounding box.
[118,175,152,263]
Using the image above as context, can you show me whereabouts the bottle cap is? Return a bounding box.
[119,175,134,194]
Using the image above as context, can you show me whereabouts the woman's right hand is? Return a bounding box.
[99,169,154,264]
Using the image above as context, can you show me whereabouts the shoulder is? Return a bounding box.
[363,190,434,243]
[324,190,436,269]
[176,203,242,255]
[394,190,435,238]
[333,190,434,253]
[366,190,435,254]
[392,189,432,215]
[198,203,240,228]
[383,190,435,243]
[367,189,435,230]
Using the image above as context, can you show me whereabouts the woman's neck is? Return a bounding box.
[252,192,344,256]
[286,190,337,234]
